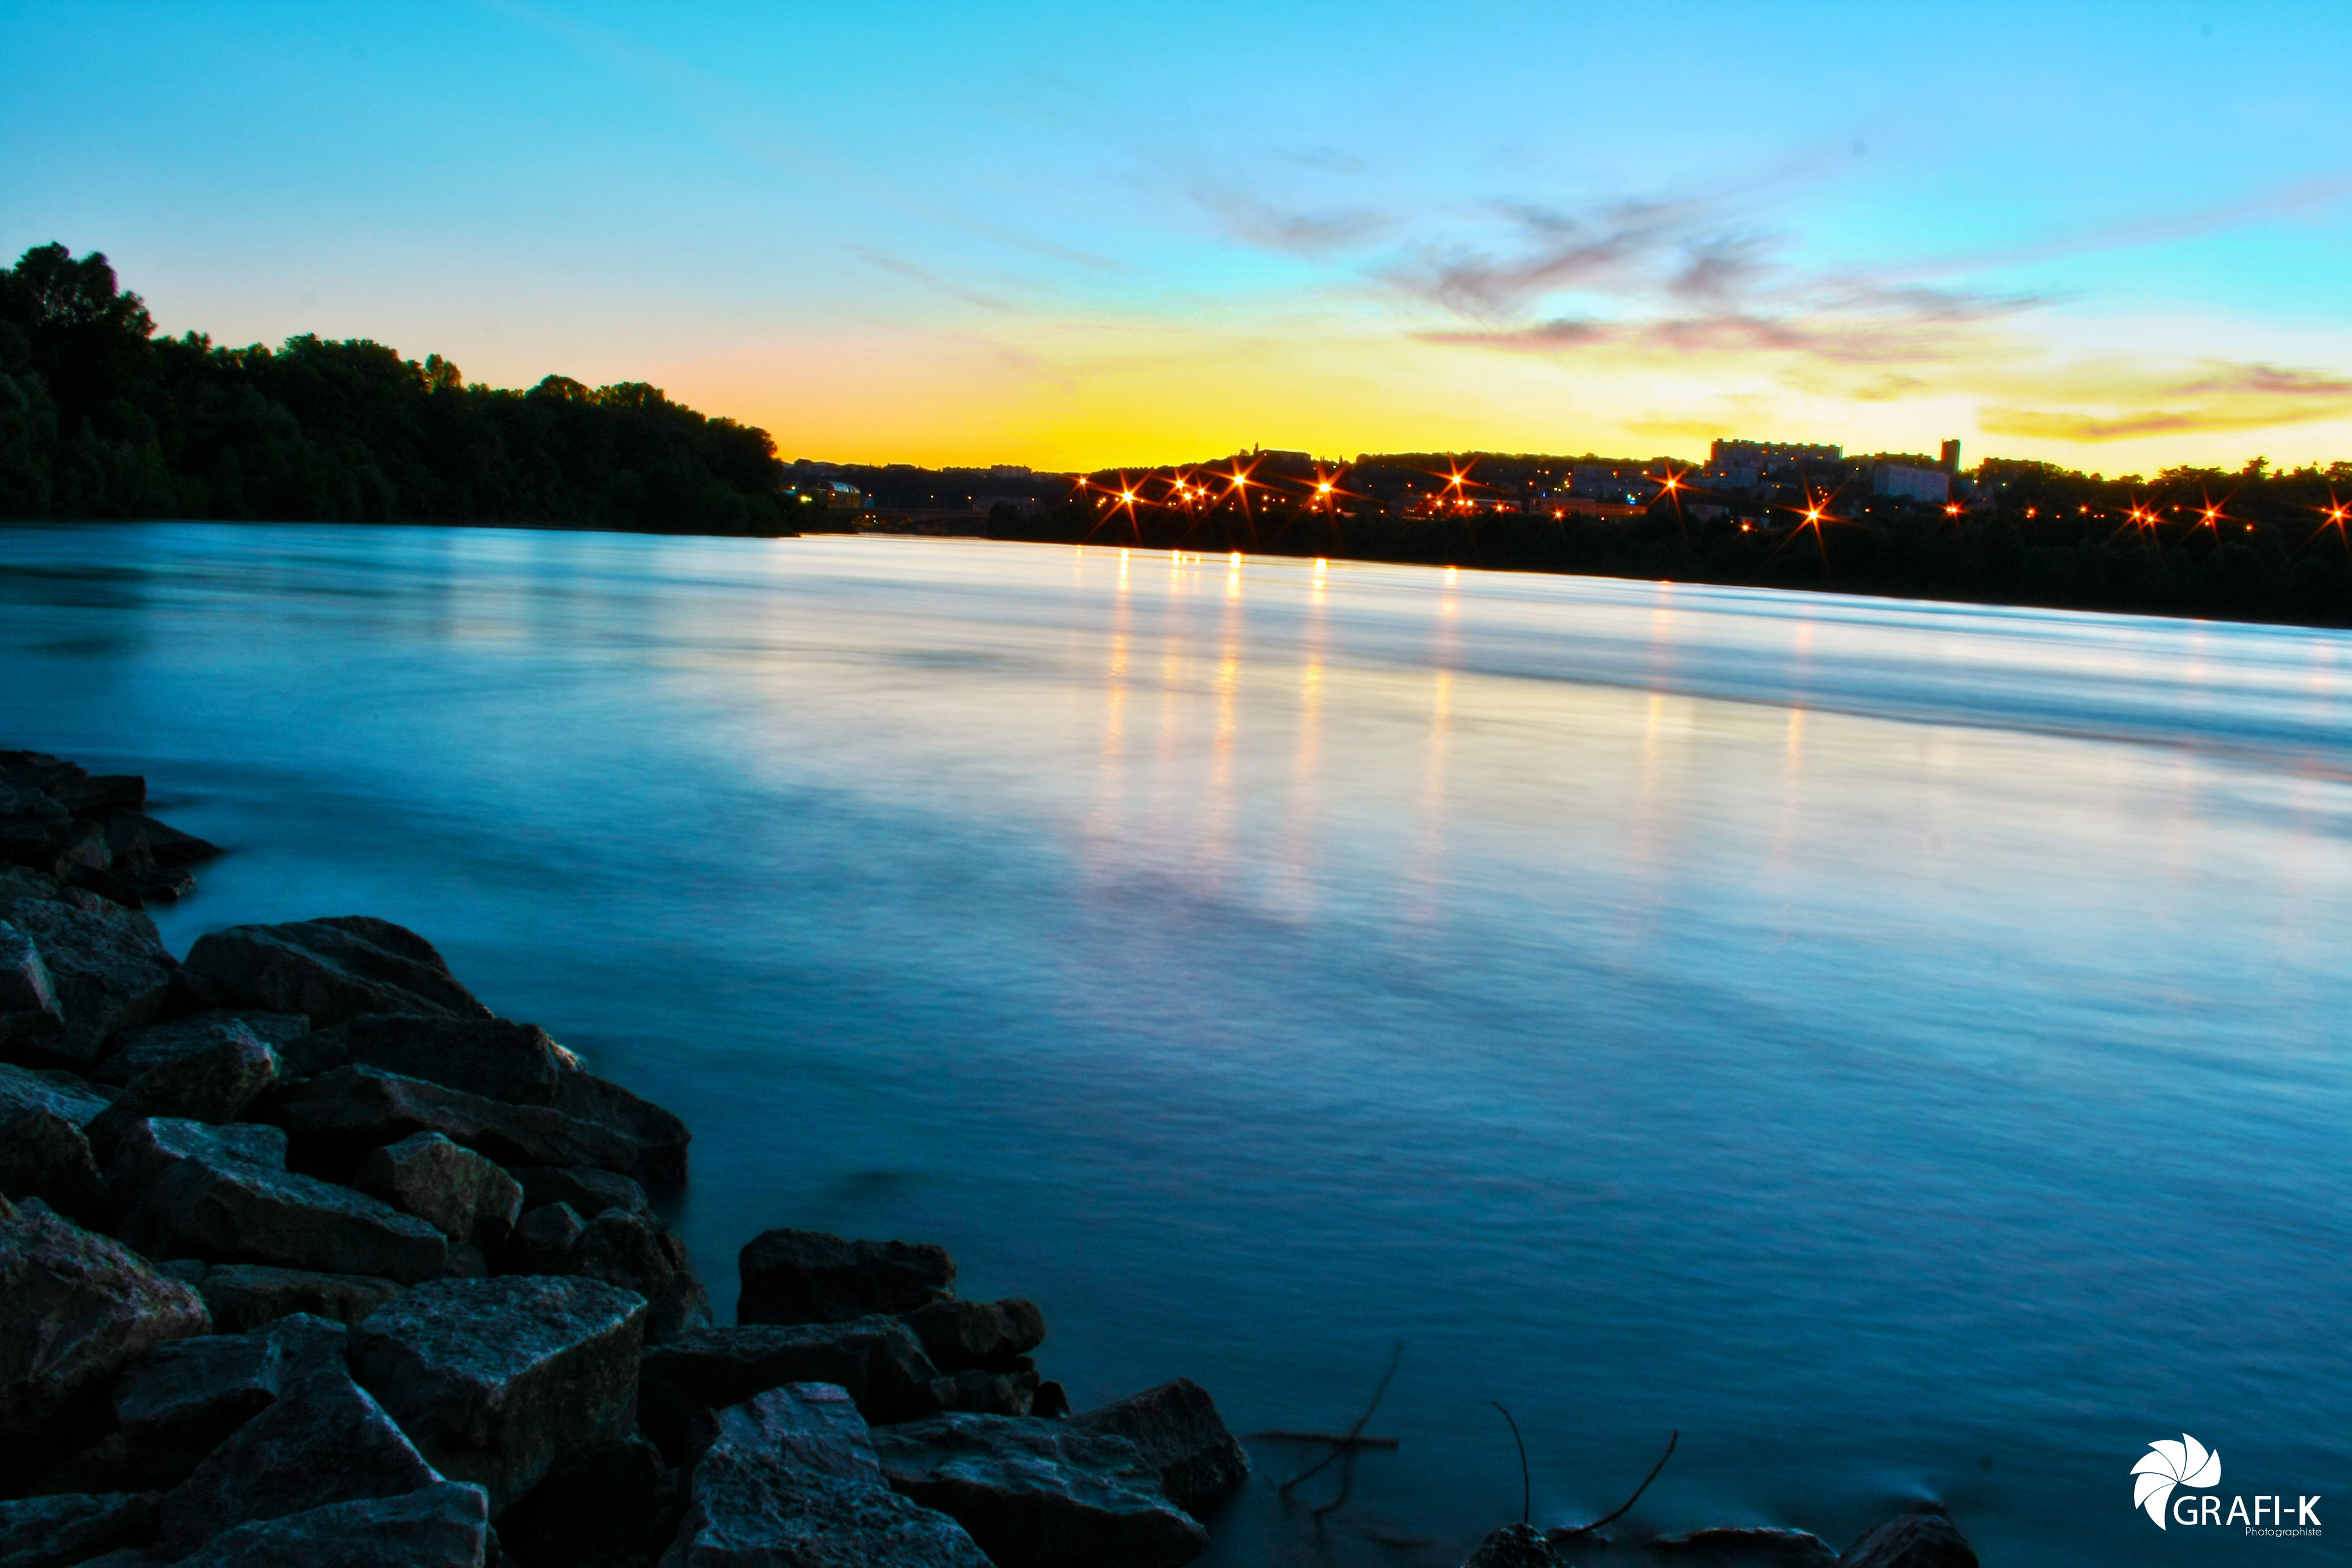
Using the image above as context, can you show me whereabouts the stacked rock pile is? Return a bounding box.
[0,749,1249,1567]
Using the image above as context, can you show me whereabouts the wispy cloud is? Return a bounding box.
[1982,359,2352,442]
[847,248,1023,315]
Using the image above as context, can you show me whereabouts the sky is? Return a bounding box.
[5,0,2352,473]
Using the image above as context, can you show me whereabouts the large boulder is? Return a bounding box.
[1834,1512,1979,1568]
[548,1072,690,1188]
[92,1011,309,1087]
[0,899,176,1071]
[113,1313,349,1488]
[156,1360,445,1559]
[194,1263,407,1334]
[44,774,144,818]
[263,1066,645,1178]
[0,1491,159,1567]
[355,1132,522,1250]
[346,1275,648,1515]
[0,780,73,873]
[283,1014,576,1107]
[0,1106,109,1227]
[565,1210,675,1308]
[1649,1526,1836,1563]
[0,1206,210,1480]
[0,920,64,1048]
[638,1317,946,1458]
[1068,1378,1249,1516]
[169,1480,488,1568]
[665,1383,991,1568]
[181,918,488,1029]
[82,1028,280,1157]
[737,1228,954,1327]
[108,1117,450,1284]
[0,1061,111,1127]
[508,1165,649,1220]
[904,1299,1045,1374]
[869,1412,1209,1568]
[108,813,222,869]
[494,1436,671,1568]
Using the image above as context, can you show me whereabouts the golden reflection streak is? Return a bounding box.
[1767,704,1807,902]
[1278,559,1330,918]
[1201,559,1244,876]
[1404,577,1460,927]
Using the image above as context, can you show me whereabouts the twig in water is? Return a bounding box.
[1276,1341,1404,1497]
[1548,1430,1679,1541]
[1247,1432,1401,1449]
[1492,1402,1529,1526]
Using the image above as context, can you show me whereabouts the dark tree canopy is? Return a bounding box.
[0,243,792,534]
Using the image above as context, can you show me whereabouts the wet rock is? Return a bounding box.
[1031,1381,1071,1420]
[264,1066,645,1178]
[347,1274,648,1514]
[1466,1523,1557,1567]
[356,1132,523,1250]
[64,865,146,911]
[665,1383,990,1568]
[1069,1378,1250,1515]
[1647,1527,1836,1564]
[637,1317,945,1458]
[0,1106,109,1227]
[494,1437,670,1568]
[197,1264,407,1334]
[114,1313,348,1487]
[932,1368,1039,1418]
[182,917,488,1029]
[93,1011,309,1087]
[548,1072,689,1187]
[156,1362,444,1559]
[169,1480,489,1567]
[108,1117,450,1284]
[0,921,64,1048]
[1834,1511,1978,1568]
[0,1060,111,1127]
[737,1228,954,1327]
[904,1298,1046,1373]
[508,1165,649,1220]
[0,1207,209,1478]
[566,1210,674,1307]
[46,775,145,818]
[283,1014,576,1107]
[0,899,176,1071]
[869,1411,1209,1568]
[504,1203,586,1273]
[0,1491,159,1567]
[112,814,222,868]
[83,1027,280,1157]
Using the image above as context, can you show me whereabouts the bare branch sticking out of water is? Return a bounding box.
[1493,1402,1529,1526]
[1276,1340,1405,1521]
[1547,1429,1680,1542]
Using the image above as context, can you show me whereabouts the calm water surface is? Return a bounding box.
[4,523,2347,1565]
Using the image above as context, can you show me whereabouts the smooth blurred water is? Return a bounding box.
[3,522,2346,1565]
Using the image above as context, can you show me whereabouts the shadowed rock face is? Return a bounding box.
[263,1065,646,1179]
[0,1490,160,1567]
[0,898,177,1071]
[169,1479,490,1567]
[282,1014,576,1107]
[182,917,489,1029]
[83,1026,280,1156]
[666,1383,991,1568]
[508,1164,649,1221]
[868,1412,1209,1568]
[0,920,64,1048]
[494,1436,672,1568]
[737,1228,954,1327]
[1648,1525,1838,1564]
[904,1298,1046,1373]
[92,1011,309,1087]
[637,1317,947,1459]
[355,1132,523,1250]
[0,1105,109,1226]
[1465,1522,1557,1567]
[193,1264,408,1334]
[346,1274,648,1515]
[1068,1379,1249,1517]
[1834,1512,1979,1568]
[113,1313,350,1488]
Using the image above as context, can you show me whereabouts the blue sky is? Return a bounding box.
[6,0,2351,468]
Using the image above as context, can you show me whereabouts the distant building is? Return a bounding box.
[1873,463,1950,504]
[973,494,1040,517]
[1568,465,1663,504]
[1939,439,1962,476]
[1709,439,1842,467]
[988,464,1033,479]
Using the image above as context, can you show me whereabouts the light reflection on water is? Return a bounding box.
[2,523,2348,1566]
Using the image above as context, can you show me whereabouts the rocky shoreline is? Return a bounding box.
[0,747,1981,1568]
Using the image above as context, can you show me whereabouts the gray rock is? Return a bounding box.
[45,774,145,817]
[111,814,222,869]
[567,1210,675,1308]
[93,1011,310,1087]
[83,1027,280,1157]
[931,1368,1039,1419]
[0,781,72,871]
[114,1313,349,1488]
[197,1264,407,1334]
[1649,1526,1837,1564]
[548,1072,690,1187]
[347,1275,649,1515]
[664,1383,990,1568]
[1069,1379,1249,1515]
[355,1132,523,1250]
[169,1480,488,1568]
[53,822,111,877]
[0,921,63,1048]
[264,1066,645,1178]
[869,1412,1208,1568]
[0,1060,111,1127]
[0,1491,159,1567]
[0,899,176,1071]
[509,1166,650,1220]
[737,1229,953,1327]
[495,1437,670,1568]
[1834,1512,1978,1568]
[646,1227,714,1348]
[0,1207,209,1478]
[156,1361,445,1558]
[637,1318,946,1459]
[504,1203,586,1273]
[108,1117,450,1284]
[903,1299,1045,1373]
[1465,1523,1557,1567]
[283,1014,577,1107]
[0,1106,108,1227]
[182,918,488,1029]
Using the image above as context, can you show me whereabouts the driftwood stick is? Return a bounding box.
[1311,1447,1361,1520]
[1277,1340,1405,1497]
[1248,1431,1402,1449]
[1492,1402,1529,1526]
[1548,1429,1679,1541]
